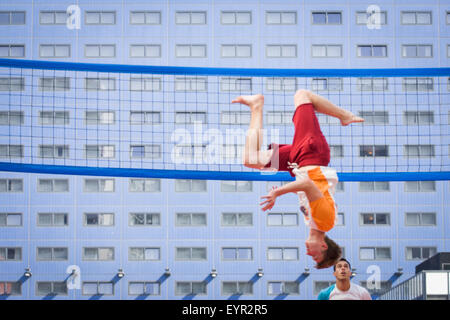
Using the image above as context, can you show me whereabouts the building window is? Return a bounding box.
[266,11,296,25]
[329,145,344,158]
[401,11,432,25]
[402,78,433,91]
[359,181,390,192]
[39,77,70,91]
[39,44,70,58]
[221,44,252,58]
[129,247,160,261]
[0,282,21,295]
[36,282,67,296]
[220,77,252,91]
[358,111,389,125]
[175,111,207,124]
[404,181,435,192]
[0,111,24,125]
[355,11,387,25]
[175,282,207,296]
[357,45,387,57]
[222,282,253,295]
[85,111,115,125]
[266,111,293,125]
[266,45,297,58]
[0,44,24,58]
[83,179,115,193]
[311,45,342,58]
[175,44,206,58]
[360,213,390,226]
[174,76,207,91]
[38,145,68,159]
[176,213,207,226]
[314,281,335,295]
[129,213,161,226]
[0,247,22,261]
[82,282,114,295]
[37,179,69,192]
[85,11,116,25]
[39,11,67,25]
[447,12,450,24]
[0,213,22,226]
[221,11,251,25]
[405,212,436,226]
[85,44,115,58]
[220,111,250,125]
[130,44,161,58]
[268,281,299,295]
[406,247,437,260]
[130,144,161,159]
[336,212,345,226]
[336,182,344,192]
[0,11,25,25]
[266,78,297,92]
[175,247,207,261]
[0,179,23,192]
[0,144,23,158]
[404,111,434,125]
[37,213,68,227]
[0,77,24,91]
[267,247,299,261]
[221,181,252,192]
[402,45,432,58]
[173,144,205,163]
[130,11,161,25]
[39,111,69,125]
[85,77,116,91]
[221,213,253,227]
[311,78,343,91]
[128,282,160,296]
[356,78,388,91]
[175,11,206,25]
[359,247,391,260]
[84,213,114,226]
[359,145,388,157]
[175,179,207,192]
[130,77,162,91]
[267,212,298,226]
[404,145,435,157]
[312,11,342,24]
[448,45,450,58]
[222,247,253,261]
[129,179,161,193]
[85,145,115,159]
[37,247,68,261]
[83,247,114,261]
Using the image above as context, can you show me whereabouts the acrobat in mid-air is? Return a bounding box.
[232,89,364,269]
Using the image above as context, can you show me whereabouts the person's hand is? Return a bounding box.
[260,186,278,211]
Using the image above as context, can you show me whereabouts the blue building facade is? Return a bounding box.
[0,0,449,300]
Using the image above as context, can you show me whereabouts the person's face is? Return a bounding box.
[333,260,351,280]
[305,238,327,264]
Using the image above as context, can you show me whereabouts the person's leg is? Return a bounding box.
[231,94,269,168]
[294,89,364,126]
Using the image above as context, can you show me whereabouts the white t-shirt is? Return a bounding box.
[329,282,372,300]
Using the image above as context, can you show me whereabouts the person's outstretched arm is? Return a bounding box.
[260,177,323,211]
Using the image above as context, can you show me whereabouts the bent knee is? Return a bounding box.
[294,89,312,107]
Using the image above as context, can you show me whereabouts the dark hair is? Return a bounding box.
[333,257,351,271]
[315,235,342,269]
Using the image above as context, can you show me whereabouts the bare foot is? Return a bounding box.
[231,94,264,111]
[340,112,364,126]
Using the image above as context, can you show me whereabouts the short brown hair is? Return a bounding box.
[315,235,342,269]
